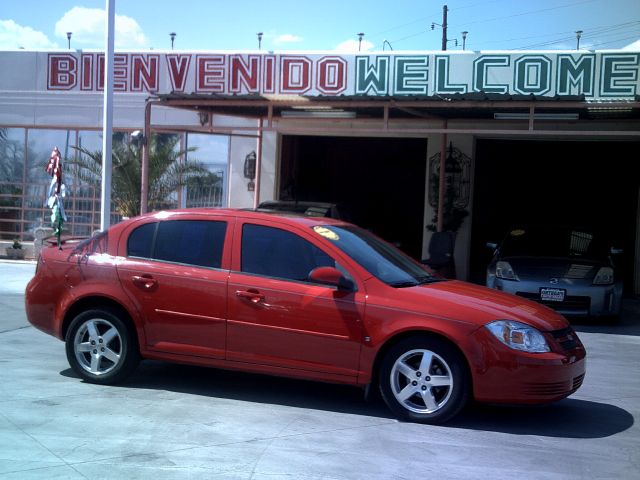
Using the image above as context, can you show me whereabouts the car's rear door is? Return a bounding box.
[226,218,365,381]
[117,215,233,359]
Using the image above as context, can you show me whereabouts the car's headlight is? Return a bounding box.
[593,266,614,285]
[495,261,518,280]
[486,320,550,353]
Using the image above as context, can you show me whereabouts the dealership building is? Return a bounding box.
[0,49,639,293]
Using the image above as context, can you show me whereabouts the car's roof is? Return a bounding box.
[258,200,337,209]
[129,207,350,228]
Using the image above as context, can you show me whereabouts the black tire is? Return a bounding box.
[65,308,140,384]
[379,336,470,424]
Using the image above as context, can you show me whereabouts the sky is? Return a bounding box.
[0,0,639,52]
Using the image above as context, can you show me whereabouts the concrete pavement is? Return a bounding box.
[1,261,639,479]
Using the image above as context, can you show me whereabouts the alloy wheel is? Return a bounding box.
[73,318,123,376]
[389,348,454,414]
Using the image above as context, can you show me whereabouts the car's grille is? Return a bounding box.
[522,373,585,397]
[523,381,571,396]
[516,292,591,311]
[550,327,579,351]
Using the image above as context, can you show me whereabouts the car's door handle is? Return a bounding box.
[236,290,265,303]
[132,274,158,291]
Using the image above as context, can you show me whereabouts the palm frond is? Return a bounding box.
[70,134,215,217]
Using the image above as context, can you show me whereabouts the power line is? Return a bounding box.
[478,20,640,47]
[514,23,640,49]
[366,0,510,43]
[369,0,631,51]
[587,34,640,47]
[373,0,608,49]
[453,0,602,28]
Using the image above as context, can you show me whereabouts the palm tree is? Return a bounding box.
[72,134,220,218]
[0,128,24,183]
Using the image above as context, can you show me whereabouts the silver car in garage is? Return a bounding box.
[486,227,623,318]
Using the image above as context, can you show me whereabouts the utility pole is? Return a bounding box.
[575,30,583,50]
[442,5,448,51]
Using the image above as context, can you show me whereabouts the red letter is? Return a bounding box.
[196,55,226,93]
[167,55,191,92]
[280,56,312,94]
[230,55,260,93]
[96,54,128,91]
[81,54,94,91]
[262,55,276,93]
[317,57,347,94]
[48,54,77,90]
[131,54,159,92]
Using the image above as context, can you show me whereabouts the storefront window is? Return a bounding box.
[0,128,26,239]
[2,128,229,240]
[0,128,25,182]
[71,130,103,234]
[185,133,229,207]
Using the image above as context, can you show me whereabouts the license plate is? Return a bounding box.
[540,288,566,302]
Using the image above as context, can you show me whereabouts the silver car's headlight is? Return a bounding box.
[486,320,550,353]
[593,266,614,285]
[495,260,518,280]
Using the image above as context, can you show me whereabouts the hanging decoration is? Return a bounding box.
[45,146,67,248]
[427,142,471,232]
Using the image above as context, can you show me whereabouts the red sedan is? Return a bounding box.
[25,209,586,424]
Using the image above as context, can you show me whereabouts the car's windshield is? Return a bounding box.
[500,228,609,259]
[311,225,441,287]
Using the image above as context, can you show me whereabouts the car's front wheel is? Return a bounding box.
[379,336,470,424]
[65,309,139,384]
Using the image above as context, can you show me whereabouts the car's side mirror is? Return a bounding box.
[611,247,623,255]
[486,242,498,250]
[308,267,355,292]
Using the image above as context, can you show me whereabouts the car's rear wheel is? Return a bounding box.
[65,309,139,384]
[379,336,469,424]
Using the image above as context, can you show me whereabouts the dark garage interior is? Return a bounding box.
[278,135,428,260]
[470,139,640,292]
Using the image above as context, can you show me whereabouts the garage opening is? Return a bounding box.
[470,139,640,292]
[278,135,428,260]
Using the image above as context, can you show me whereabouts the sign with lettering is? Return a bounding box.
[1,51,639,100]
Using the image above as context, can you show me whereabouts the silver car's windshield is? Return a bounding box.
[500,228,609,259]
[312,225,441,287]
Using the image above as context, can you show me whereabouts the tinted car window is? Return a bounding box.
[311,225,439,287]
[127,222,157,258]
[153,220,227,268]
[242,224,334,281]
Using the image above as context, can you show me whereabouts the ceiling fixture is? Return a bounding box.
[493,113,579,120]
[281,110,356,119]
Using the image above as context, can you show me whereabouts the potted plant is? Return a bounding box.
[6,238,25,260]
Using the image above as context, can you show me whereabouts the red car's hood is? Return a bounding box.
[389,280,569,332]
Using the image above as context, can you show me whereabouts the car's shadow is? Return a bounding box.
[449,400,634,438]
[61,361,633,439]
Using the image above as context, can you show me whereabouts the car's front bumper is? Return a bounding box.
[489,277,622,317]
[468,326,587,404]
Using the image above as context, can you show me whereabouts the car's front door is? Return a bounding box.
[227,220,365,380]
[117,217,232,359]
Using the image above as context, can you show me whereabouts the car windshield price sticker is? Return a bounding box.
[540,288,566,302]
[313,226,340,241]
